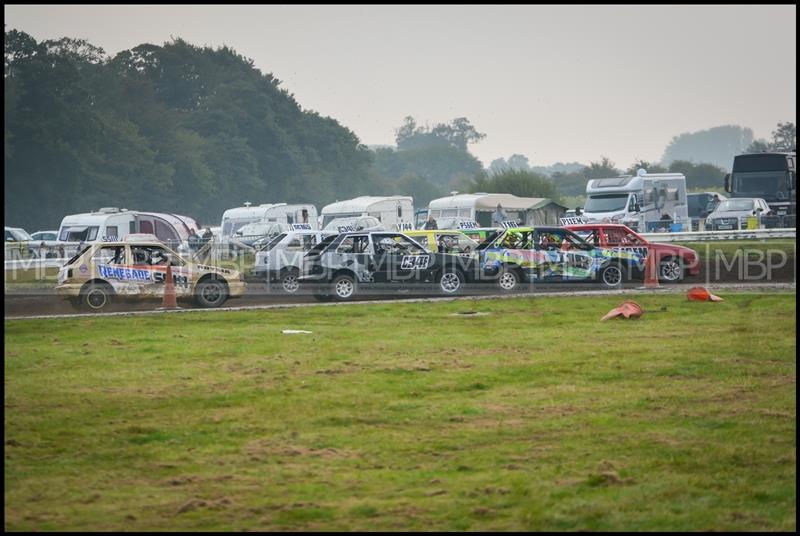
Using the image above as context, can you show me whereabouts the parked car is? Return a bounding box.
[564,223,700,282]
[55,235,246,311]
[253,230,337,293]
[5,226,35,259]
[322,216,384,233]
[705,197,771,230]
[300,231,477,301]
[687,192,726,220]
[477,226,645,291]
[232,221,291,247]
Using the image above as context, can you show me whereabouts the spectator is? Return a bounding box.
[187,228,202,251]
[423,215,438,230]
[492,204,508,226]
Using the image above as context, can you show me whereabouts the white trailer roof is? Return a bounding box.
[429,193,555,211]
[321,196,413,214]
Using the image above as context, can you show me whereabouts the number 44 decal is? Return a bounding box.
[400,255,430,269]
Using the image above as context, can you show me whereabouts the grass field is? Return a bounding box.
[4,293,796,531]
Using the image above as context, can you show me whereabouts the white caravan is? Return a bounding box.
[427,193,566,228]
[320,196,414,231]
[582,169,689,232]
[220,203,318,239]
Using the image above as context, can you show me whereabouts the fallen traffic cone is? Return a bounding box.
[601,300,644,321]
[642,250,660,289]
[687,287,724,302]
[159,264,180,310]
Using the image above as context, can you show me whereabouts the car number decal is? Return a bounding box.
[400,255,430,269]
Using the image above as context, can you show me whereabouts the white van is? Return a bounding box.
[320,196,414,231]
[220,203,318,240]
[582,170,689,232]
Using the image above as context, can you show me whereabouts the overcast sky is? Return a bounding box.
[5,4,796,168]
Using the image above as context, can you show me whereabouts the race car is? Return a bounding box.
[54,235,246,310]
[477,226,645,291]
[563,223,700,282]
[299,231,477,301]
[403,230,479,256]
[253,229,337,293]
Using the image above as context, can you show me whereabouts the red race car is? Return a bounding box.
[563,223,700,282]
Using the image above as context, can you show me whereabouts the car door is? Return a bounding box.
[371,233,431,284]
[332,234,373,282]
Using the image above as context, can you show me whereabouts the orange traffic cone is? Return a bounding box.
[687,287,724,302]
[159,264,179,310]
[600,300,644,321]
[642,250,660,289]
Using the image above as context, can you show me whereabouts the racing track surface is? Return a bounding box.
[5,280,796,320]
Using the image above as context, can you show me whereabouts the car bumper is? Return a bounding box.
[227,281,247,298]
[54,283,82,297]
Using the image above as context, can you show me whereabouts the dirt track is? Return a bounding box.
[5,276,795,319]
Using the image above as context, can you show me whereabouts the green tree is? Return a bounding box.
[661,125,754,169]
[746,121,796,153]
[469,169,560,200]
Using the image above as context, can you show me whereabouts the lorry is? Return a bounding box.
[319,196,414,231]
[220,203,318,240]
[724,151,796,227]
[581,169,689,232]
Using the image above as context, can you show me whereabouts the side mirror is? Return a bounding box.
[575,207,583,216]
[724,174,731,193]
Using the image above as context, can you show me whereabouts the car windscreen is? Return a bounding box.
[305,234,338,256]
[584,194,629,213]
[475,230,502,251]
[257,233,287,252]
[65,245,92,266]
[717,199,754,212]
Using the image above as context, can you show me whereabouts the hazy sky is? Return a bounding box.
[5,4,797,168]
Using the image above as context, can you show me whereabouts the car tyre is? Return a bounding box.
[280,268,301,294]
[659,257,684,283]
[195,278,229,308]
[80,281,114,311]
[497,266,520,292]
[438,268,464,295]
[331,273,357,301]
[599,262,625,288]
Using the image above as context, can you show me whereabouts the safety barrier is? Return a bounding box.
[641,228,796,242]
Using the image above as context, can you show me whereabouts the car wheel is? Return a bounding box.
[331,274,357,301]
[280,269,301,294]
[659,257,684,283]
[80,281,114,311]
[438,269,464,295]
[600,263,625,288]
[195,278,229,308]
[497,267,520,292]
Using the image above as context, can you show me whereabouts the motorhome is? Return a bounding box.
[319,196,414,230]
[57,208,193,250]
[427,193,566,229]
[220,203,318,239]
[582,170,688,232]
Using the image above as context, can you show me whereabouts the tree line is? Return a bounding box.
[5,29,794,231]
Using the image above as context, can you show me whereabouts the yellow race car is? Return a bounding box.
[55,235,246,310]
[403,230,479,256]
